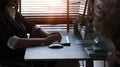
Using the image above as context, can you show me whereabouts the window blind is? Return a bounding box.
[21,0,87,18]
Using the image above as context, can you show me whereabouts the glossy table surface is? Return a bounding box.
[24,31,90,61]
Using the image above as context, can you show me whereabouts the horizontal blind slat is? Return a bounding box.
[21,0,87,16]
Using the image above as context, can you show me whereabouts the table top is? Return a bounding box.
[24,31,90,61]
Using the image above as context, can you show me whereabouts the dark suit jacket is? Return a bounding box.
[0,9,35,61]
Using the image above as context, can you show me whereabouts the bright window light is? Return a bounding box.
[21,0,87,16]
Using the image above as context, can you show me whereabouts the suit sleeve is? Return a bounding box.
[15,12,35,33]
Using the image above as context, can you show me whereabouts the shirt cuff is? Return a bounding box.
[7,36,19,49]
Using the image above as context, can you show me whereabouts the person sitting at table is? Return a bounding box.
[0,0,61,67]
[93,0,120,67]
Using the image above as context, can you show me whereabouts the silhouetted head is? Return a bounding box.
[0,0,18,10]
[0,0,8,10]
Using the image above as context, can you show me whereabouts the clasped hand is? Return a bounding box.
[45,32,62,44]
